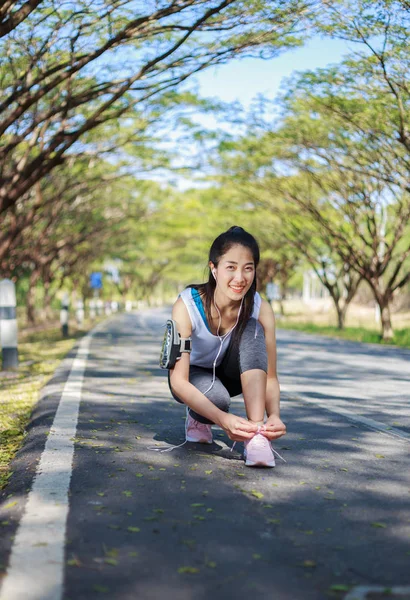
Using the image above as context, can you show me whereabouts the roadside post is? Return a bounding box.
[0,279,18,370]
[76,299,84,326]
[266,281,282,317]
[266,282,279,304]
[60,292,70,337]
[96,298,103,316]
[89,299,96,320]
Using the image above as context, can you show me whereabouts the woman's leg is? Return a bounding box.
[168,366,231,424]
[217,318,268,424]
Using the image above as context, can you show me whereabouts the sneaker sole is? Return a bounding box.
[244,458,275,467]
[186,436,213,444]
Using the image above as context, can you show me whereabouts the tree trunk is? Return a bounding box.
[380,301,394,341]
[26,271,40,324]
[336,303,348,330]
[368,278,394,341]
[43,279,53,321]
[326,287,345,330]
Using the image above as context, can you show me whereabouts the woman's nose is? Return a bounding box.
[233,271,245,283]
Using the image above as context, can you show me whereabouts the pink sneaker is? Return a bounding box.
[185,409,213,444]
[243,433,276,467]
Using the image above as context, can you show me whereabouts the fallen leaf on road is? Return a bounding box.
[93,585,110,593]
[250,490,264,499]
[302,560,316,568]
[267,519,281,524]
[178,566,200,574]
[329,584,350,592]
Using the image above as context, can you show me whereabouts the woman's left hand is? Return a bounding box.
[261,416,286,440]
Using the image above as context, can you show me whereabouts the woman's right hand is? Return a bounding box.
[218,413,258,441]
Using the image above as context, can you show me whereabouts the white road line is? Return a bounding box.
[282,387,410,442]
[0,327,98,600]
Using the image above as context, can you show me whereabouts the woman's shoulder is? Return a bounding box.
[172,296,192,335]
[257,298,276,329]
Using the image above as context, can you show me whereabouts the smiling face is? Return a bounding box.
[211,244,255,302]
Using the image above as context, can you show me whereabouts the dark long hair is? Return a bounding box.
[187,226,260,347]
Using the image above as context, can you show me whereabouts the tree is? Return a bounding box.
[210,123,362,328]
[0,1,43,37]
[0,0,311,216]
[210,0,410,339]
[6,158,142,321]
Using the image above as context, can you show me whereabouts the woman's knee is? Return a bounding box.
[203,379,231,413]
[188,369,231,413]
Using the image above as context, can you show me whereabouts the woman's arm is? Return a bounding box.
[169,297,257,440]
[258,299,286,439]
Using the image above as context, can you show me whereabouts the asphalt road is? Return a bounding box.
[0,308,409,600]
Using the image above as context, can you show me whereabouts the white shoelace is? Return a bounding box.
[148,407,196,453]
[231,429,287,462]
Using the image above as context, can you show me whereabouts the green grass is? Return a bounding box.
[278,321,410,348]
[0,326,89,490]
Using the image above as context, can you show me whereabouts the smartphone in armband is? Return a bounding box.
[159,319,191,369]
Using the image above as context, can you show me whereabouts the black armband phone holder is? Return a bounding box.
[159,319,191,369]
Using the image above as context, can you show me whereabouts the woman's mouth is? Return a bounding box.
[230,286,245,294]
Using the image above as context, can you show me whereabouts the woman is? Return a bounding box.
[169,226,286,467]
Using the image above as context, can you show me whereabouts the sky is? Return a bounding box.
[193,35,353,108]
[154,35,355,189]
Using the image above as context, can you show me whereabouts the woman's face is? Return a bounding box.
[211,244,255,302]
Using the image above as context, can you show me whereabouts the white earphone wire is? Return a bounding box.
[203,292,244,395]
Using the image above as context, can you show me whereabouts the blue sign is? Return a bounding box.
[90,272,103,289]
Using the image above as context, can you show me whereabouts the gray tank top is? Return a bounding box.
[179,288,262,368]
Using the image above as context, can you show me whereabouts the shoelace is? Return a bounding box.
[231,431,286,463]
[250,434,287,462]
[148,407,200,454]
